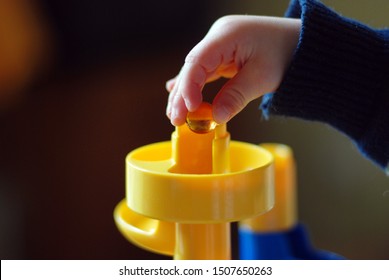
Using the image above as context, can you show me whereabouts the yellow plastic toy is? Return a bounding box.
[240,143,297,233]
[237,143,344,260]
[114,102,274,259]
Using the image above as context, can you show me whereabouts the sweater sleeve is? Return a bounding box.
[260,0,389,173]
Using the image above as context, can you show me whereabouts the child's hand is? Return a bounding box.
[166,15,301,126]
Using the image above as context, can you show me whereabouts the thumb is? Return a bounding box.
[212,60,271,124]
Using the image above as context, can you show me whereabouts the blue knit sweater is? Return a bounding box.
[261,0,389,173]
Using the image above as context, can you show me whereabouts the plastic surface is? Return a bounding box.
[240,144,297,232]
[125,139,274,223]
[114,103,274,259]
[114,104,342,260]
[114,199,175,256]
[238,143,344,260]
[239,223,345,260]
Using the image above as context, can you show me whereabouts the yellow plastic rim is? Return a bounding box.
[126,141,274,223]
[114,199,175,256]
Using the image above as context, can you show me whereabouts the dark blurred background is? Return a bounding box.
[0,0,388,260]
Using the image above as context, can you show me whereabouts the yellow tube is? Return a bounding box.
[175,223,230,260]
[240,143,297,232]
[171,123,231,259]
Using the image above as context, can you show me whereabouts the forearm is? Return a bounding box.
[261,0,389,172]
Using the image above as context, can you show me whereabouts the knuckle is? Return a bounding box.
[185,51,199,64]
[211,15,243,35]
[213,15,236,28]
[223,86,247,112]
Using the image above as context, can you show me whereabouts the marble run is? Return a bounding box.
[114,102,343,260]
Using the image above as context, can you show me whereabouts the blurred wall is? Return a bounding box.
[0,0,388,260]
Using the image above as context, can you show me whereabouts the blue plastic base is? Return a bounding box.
[239,223,345,260]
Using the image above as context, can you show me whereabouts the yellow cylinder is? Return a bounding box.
[171,123,231,259]
[240,143,297,232]
[175,223,230,260]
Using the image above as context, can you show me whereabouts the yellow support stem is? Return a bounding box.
[175,223,230,260]
[240,143,297,232]
[171,123,231,260]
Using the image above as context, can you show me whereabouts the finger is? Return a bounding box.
[166,73,182,119]
[166,80,175,118]
[177,40,235,112]
[175,61,206,112]
[166,64,187,119]
[166,88,175,118]
[212,60,273,124]
[166,54,228,121]
[166,69,189,125]
[166,77,177,92]
[170,91,188,126]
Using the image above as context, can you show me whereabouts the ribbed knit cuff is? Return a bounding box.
[261,0,389,170]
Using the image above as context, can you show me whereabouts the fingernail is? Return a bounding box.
[214,105,231,124]
[171,111,182,126]
[166,79,174,91]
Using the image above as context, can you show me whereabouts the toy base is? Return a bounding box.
[239,223,345,260]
